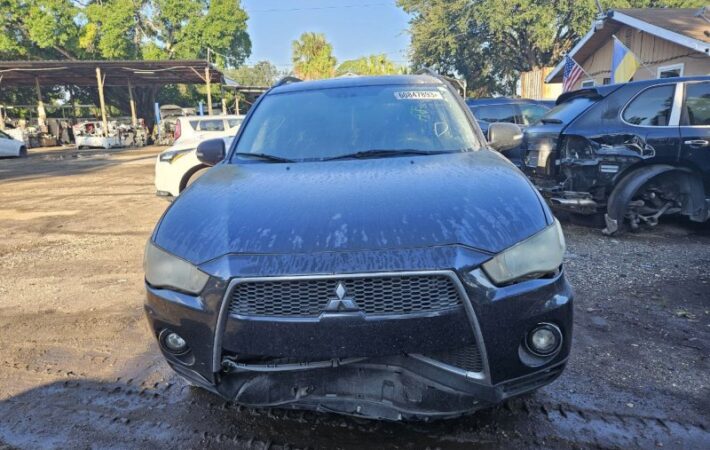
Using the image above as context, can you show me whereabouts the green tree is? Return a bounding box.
[227,61,284,86]
[0,0,252,125]
[398,0,707,96]
[291,32,336,80]
[336,54,403,76]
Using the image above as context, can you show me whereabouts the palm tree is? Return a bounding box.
[291,32,336,80]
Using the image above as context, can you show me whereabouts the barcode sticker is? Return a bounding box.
[394,91,443,100]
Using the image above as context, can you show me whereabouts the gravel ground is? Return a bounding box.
[0,146,708,449]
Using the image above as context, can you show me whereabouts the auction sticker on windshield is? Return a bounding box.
[394,91,444,100]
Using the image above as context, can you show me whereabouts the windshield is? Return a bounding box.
[233,84,481,162]
[540,96,596,125]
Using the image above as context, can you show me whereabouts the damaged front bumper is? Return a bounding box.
[144,247,573,420]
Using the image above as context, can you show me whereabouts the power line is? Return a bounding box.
[248,2,391,13]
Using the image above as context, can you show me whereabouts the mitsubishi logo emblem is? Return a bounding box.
[324,282,359,312]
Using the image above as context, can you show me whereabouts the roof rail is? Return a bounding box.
[273,76,303,87]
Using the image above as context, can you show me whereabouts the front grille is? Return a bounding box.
[228,273,462,317]
[421,345,483,373]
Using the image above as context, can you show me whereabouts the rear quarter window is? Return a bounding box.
[622,84,675,126]
[684,81,710,126]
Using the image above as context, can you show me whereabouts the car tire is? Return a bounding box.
[18,146,27,157]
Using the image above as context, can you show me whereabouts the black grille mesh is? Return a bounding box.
[422,345,483,373]
[228,274,462,317]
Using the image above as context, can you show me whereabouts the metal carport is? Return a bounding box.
[0,60,224,135]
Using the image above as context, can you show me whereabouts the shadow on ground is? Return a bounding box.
[0,147,160,183]
[1,376,708,449]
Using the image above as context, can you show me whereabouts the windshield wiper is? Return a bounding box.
[233,152,294,163]
[540,118,563,124]
[324,149,453,161]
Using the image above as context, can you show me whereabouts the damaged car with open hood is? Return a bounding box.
[523,76,710,234]
[143,74,573,421]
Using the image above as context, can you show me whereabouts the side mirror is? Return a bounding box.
[196,138,225,166]
[488,122,523,152]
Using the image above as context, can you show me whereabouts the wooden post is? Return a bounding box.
[205,66,213,115]
[95,67,108,137]
[234,95,240,115]
[221,98,227,115]
[127,78,138,127]
[35,78,47,133]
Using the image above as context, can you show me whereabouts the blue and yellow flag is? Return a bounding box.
[612,37,640,84]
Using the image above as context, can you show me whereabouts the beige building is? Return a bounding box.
[547,8,710,89]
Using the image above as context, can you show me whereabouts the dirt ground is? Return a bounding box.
[0,146,708,449]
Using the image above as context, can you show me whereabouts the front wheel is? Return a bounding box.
[604,170,691,235]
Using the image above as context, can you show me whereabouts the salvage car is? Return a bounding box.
[0,129,27,158]
[155,115,243,197]
[466,98,553,166]
[524,76,710,234]
[144,74,573,420]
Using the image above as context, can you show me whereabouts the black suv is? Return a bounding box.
[466,98,553,166]
[144,74,573,420]
[524,77,710,234]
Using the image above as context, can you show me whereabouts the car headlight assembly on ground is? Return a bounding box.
[144,241,209,294]
[159,148,194,163]
[482,220,565,285]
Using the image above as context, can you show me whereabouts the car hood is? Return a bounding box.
[154,151,550,265]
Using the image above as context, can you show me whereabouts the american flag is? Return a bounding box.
[562,55,584,92]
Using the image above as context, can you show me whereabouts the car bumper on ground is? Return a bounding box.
[144,246,573,420]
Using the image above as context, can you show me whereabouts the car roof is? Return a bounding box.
[557,75,710,104]
[465,97,548,106]
[269,75,444,94]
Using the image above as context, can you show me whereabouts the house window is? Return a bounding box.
[581,80,595,88]
[657,63,684,79]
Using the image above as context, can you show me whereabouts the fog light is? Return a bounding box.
[161,330,188,354]
[527,323,562,356]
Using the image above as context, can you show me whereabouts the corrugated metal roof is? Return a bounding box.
[0,60,222,87]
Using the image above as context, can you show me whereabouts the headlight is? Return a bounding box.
[159,148,193,163]
[144,241,209,294]
[481,220,565,285]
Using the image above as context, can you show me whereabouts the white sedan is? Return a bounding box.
[155,115,243,198]
[0,130,27,158]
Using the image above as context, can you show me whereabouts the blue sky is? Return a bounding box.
[240,0,412,69]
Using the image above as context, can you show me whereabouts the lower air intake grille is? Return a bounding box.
[422,345,483,373]
[228,273,462,317]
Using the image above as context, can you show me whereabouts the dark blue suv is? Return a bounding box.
[523,77,710,234]
[143,74,573,420]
